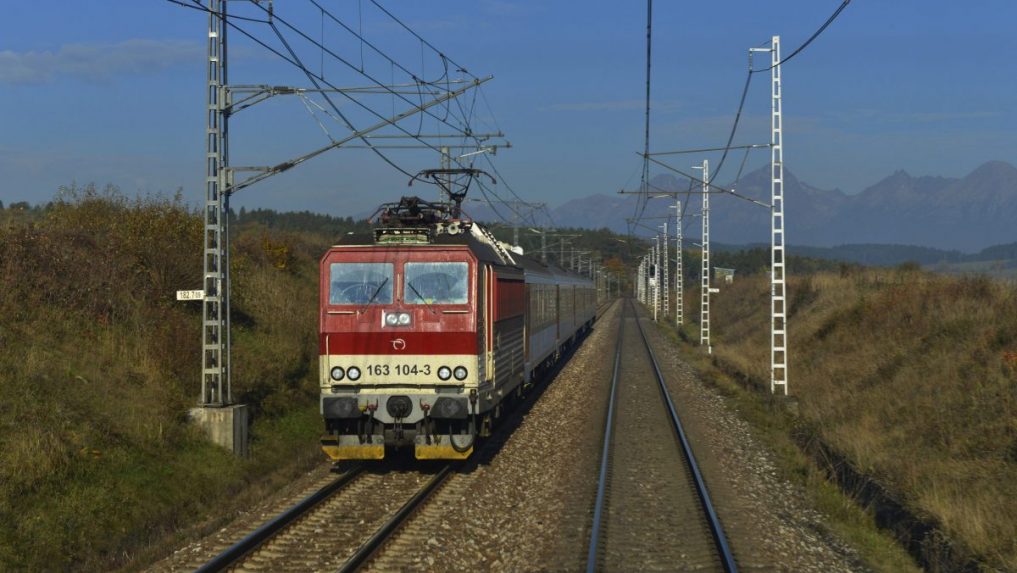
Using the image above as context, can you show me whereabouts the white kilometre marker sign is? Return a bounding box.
[176,290,205,301]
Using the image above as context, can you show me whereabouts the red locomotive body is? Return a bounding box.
[319,197,596,460]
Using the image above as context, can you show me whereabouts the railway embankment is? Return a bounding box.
[674,268,1017,571]
[0,189,337,571]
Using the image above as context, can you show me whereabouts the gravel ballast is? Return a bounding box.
[149,300,873,572]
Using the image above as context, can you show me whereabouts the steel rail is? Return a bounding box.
[353,302,609,572]
[196,301,609,573]
[585,300,626,573]
[632,303,738,573]
[195,465,366,573]
[336,463,455,573]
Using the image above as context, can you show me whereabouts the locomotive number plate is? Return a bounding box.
[366,364,432,376]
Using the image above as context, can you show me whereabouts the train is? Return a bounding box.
[319,186,597,461]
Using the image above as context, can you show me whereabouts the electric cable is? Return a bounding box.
[667,0,851,225]
[251,2,478,138]
[268,18,417,178]
[367,0,476,80]
[172,0,490,182]
[646,156,770,208]
[168,0,563,232]
[636,0,654,225]
[164,0,269,23]
[754,0,852,72]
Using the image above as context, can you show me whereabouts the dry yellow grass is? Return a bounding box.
[687,269,1017,569]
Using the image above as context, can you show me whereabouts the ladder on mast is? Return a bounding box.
[661,222,669,318]
[769,35,788,395]
[699,160,711,353]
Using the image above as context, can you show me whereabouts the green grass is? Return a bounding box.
[0,187,331,571]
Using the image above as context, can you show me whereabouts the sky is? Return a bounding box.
[1,1,1015,218]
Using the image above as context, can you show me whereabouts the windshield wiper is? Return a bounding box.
[406,280,437,314]
[358,277,389,313]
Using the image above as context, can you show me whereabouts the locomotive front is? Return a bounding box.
[319,209,481,460]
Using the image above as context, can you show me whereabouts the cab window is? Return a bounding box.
[329,262,393,305]
[404,262,469,305]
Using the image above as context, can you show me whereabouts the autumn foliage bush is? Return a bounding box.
[0,185,332,570]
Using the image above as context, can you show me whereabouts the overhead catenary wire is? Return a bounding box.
[171,0,424,178]
[251,2,479,139]
[754,0,852,72]
[164,0,270,23]
[675,0,850,218]
[644,155,771,209]
[648,144,768,157]
[655,0,852,227]
[478,153,543,227]
[197,0,482,137]
[259,1,532,223]
[266,16,419,178]
[169,0,494,183]
[403,63,536,224]
[633,0,655,229]
[367,0,475,78]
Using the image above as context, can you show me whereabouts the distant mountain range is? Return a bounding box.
[464,160,1017,253]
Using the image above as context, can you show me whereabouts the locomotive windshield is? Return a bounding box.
[404,262,469,305]
[329,262,394,305]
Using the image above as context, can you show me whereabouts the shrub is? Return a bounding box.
[0,185,330,570]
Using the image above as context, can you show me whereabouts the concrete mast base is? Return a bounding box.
[189,404,250,457]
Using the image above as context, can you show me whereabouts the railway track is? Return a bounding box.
[193,463,451,572]
[354,303,614,571]
[586,299,737,572]
[193,302,616,572]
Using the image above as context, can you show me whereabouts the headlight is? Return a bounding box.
[347,366,362,381]
[330,366,345,381]
[437,366,452,381]
[453,366,468,381]
[384,312,411,326]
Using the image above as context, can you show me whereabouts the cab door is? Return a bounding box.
[476,263,495,384]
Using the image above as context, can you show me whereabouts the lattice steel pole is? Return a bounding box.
[769,35,788,395]
[637,257,645,302]
[201,0,231,406]
[661,222,669,318]
[636,259,641,301]
[642,253,650,304]
[653,239,659,321]
[698,160,711,353]
[674,199,683,326]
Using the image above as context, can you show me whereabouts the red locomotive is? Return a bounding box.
[319,172,596,460]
